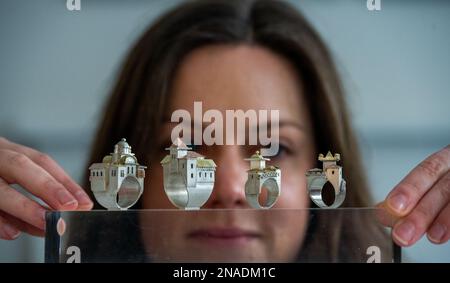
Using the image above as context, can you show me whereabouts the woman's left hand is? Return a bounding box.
[379,145,450,247]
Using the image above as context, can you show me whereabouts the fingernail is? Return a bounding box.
[57,190,78,207]
[388,193,408,213]
[3,223,20,239]
[394,220,415,246]
[428,223,446,243]
[75,191,93,206]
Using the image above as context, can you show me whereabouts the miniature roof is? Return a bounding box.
[197,158,216,168]
[102,152,138,163]
[119,155,137,164]
[116,138,130,148]
[102,155,112,164]
[244,150,270,161]
[166,137,191,150]
[318,151,340,162]
[89,163,106,170]
[114,138,133,153]
[160,151,207,164]
[90,162,146,170]
[160,155,171,164]
[182,151,204,159]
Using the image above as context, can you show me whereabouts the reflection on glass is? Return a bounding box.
[45,208,400,263]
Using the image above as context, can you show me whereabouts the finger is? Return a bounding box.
[392,171,450,246]
[0,149,78,210]
[427,203,450,244]
[0,178,47,230]
[0,211,44,237]
[385,145,450,217]
[375,202,400,227]
[0,214,21,240]
[0,138,93,209]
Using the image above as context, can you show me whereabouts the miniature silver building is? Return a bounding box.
[89,138,146,210]
[244,150,281,209]
[305,151,346,208]
[161,138,216,210]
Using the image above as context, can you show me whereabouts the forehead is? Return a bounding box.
[168,44,307,123]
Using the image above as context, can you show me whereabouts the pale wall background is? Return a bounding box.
[0,0,449,262]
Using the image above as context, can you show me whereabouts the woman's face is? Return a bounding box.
[141,44,316,262]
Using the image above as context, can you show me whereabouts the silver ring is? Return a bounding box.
[244,151,281,209]
[92,176,144,210]
[161,138,216,210]
[89,138,146,210]
[306,152,346,209]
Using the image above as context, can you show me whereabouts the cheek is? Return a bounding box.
[268,209,309,261]
[139,211,193,261]
[275,168,309,209]
[142,166,174,209]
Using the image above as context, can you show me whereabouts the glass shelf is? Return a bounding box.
[45,208,400,263]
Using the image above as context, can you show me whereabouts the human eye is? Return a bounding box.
[267,143,293,162]
[270,143,293,161]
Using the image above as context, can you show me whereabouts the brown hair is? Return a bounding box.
[84,0,389,262]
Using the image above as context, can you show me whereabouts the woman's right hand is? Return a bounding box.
[0,137,93,240]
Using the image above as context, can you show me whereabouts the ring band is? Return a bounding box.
[244,151,281,209]
[163,172,214,210]
[306,152,346,209]
[245,179,280,209]
[92,176,144,210]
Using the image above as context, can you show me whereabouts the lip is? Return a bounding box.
[186,227,261,245]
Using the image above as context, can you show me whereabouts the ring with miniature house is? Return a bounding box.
[305,151,346,209]
[244,151,281,209]
[161,138,216,210]
[89,138,146,210]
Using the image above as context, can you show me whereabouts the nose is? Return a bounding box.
[204,145,248,209]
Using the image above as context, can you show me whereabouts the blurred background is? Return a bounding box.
[0,0,449,262]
